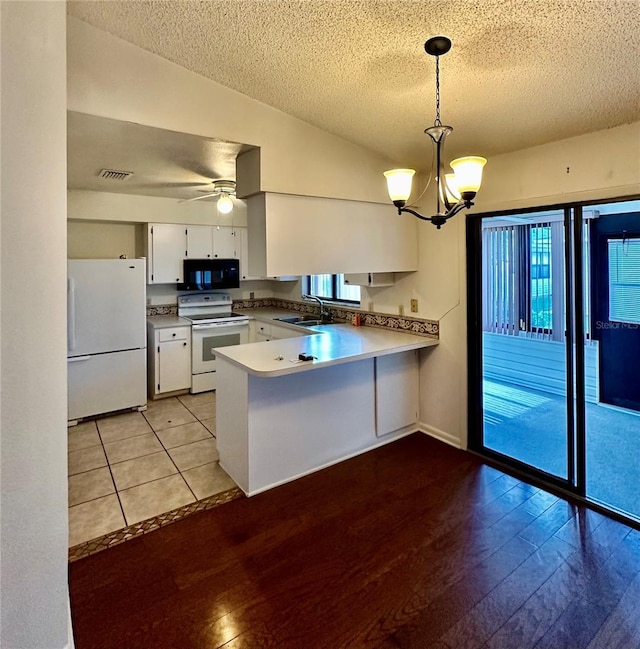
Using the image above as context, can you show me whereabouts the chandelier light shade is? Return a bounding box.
[383,169,415,202]
[217,192,234,214]
[384,36,487,229]
[449,156,487,194]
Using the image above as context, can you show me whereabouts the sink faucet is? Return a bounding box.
[302,295,332,322]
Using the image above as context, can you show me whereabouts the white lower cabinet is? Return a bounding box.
[147,324,192,397]
[249,319,305,342]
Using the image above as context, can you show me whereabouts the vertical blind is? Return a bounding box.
[482,225,520,335]
[608,238,640,325]
[482,221,565,341]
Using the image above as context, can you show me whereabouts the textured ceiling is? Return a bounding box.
[67,0,640,176]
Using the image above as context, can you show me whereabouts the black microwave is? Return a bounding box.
[178,258,240,291]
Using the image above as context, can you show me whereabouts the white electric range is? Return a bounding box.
[177,293,249,393]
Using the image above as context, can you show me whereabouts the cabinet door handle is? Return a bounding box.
[183,342,187,347]
[172,333,176,337]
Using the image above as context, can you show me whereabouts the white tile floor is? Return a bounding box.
[68,392,237,547]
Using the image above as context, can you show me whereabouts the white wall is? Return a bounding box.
[1,2,71,648]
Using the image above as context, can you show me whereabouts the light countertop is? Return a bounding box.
[146,315,191,329]
[235,307,290,320]
[214,322,438,377]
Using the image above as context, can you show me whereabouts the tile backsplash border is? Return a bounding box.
[234,298,439,338]
[146,298,439,338]
[146,305,178,316]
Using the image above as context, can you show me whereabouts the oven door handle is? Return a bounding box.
[192,320,249,330]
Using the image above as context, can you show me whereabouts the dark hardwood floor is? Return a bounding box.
[69,433,640,649]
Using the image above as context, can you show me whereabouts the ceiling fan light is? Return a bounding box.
[384,168,415,202]
[449,156,487,195]
[217,193,234,214]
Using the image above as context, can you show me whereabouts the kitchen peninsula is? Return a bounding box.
[215,322,437,495]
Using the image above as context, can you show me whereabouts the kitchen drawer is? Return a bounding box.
[159,326,190,342]
[255,322,272,336]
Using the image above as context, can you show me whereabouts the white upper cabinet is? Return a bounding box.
[247,193,418,277]
[147,224,186,284]
[237,227,259,280]
[344,272,395,287]
[186,225,213,259]
[147,224,240,285]
[185,225,236,259]
[212,226,236,258]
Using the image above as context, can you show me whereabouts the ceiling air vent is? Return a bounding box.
[98,169,134,181]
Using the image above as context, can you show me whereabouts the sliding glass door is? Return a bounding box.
[475,210,573,484]
[586,210,640,520]
[468,199,640,521]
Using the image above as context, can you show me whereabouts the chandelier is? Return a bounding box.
[384,37,487,229]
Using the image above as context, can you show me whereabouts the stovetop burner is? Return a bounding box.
[183,313,247,322]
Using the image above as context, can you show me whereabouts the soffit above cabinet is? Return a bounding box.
[247,193,418,277]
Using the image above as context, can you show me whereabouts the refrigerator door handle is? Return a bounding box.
[68,356,92,363]
[68,277,76,351]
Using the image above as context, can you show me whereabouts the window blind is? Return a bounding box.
[608,239,640,325]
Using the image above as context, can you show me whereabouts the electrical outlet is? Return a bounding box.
[249,291,255,299]
[410,299,418,313]
[368,301,374,312]
[399,304,404,316]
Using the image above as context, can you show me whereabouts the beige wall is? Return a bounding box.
[68,220,141,259]
[476,122,640,213]
[1,3,71,647]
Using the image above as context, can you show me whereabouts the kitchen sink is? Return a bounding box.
[274,315,324,324]
[274,315,337,327]
[294,319,323,327]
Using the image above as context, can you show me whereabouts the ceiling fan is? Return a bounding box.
[180,179,236,214]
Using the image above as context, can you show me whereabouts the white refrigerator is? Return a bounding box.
[67,259,147,423]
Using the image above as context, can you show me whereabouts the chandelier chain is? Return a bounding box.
[434,55,441,126]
